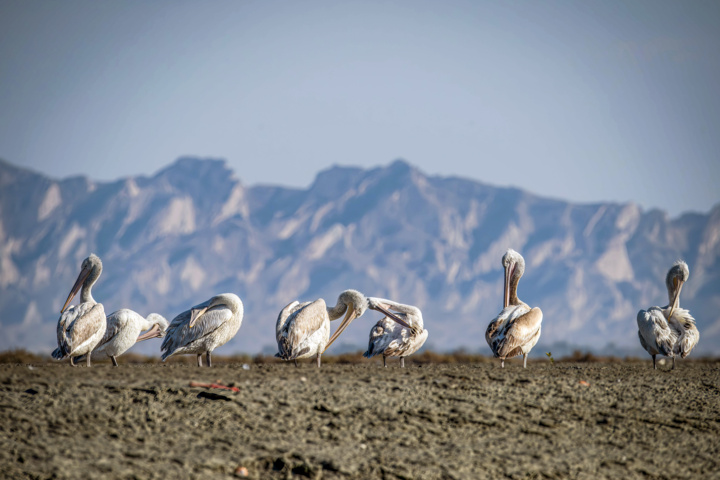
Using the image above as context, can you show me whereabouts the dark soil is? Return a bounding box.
[1,359,718,479]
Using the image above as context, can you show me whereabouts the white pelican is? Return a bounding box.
[161,293,244,367]
[637,261,699,370]
[485,249,542,368]
[90,310,169,366]
[363,297,429,367]
[276,289,413,367]
[51,254,107,367]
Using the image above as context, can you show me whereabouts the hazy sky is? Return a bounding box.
[1,0,719,215]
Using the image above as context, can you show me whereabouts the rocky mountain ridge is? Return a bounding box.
[1,157,718,356]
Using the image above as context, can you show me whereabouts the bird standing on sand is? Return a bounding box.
[363,297,428,367]
[486,249,543,368]
[90,310,169,366]
[161,293,244,367]
[52,254,107,367]
[276,289,413,367]
[637,261,699,369]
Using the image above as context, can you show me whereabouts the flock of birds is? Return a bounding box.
[51,249,700,370]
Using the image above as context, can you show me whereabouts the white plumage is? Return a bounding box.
[276,290,414,367]
[161,293,244,367]
[486,249,542,368]
[91,310,169,366]
[637,261,699,369]
[363,298,428,367]
[51,254,107,367]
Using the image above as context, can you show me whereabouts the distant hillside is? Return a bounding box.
[1,157,718,356]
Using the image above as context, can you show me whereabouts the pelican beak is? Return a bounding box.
[61,265,92,313]
[369,302,413,330]
[503,263,513,309]
[137,324,163,341]
[666,277,683,321]
[189,306,208,328]
[324,302,359,352]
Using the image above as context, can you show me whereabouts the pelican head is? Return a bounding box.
[137,314,169,341]
[665,260,689,320]
[61,254,103,313]
[324,290,369,350]
[188,293,241,328]
[502,249,525,308]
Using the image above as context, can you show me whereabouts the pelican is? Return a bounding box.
[161,293,244,367]
[363,298,429,367]
[89,310,169,366]
[485,249,543,368]
[51,254,107,367]
[637,261,699,370]
[276,289,413,367]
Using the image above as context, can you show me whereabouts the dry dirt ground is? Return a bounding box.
[0,357,718,479]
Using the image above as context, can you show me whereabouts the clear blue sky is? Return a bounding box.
[1,0,718,215]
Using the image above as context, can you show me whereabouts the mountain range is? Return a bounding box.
[1,157,718,357]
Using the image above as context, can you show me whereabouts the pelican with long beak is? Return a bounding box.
[51,254,107,367]
[87,310,168,366]
[637,261,699,369]
[364,298,429,367]
[485,249,543,368]
[161,293,244,367]
[276,289,413,367]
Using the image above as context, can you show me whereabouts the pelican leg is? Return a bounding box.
[316,353,321,368]
[206,352,212,368]
[70,356,76,367]
[523,353,528,369]
[652,355,656,370]
[400,357,405,368]
[111,356,118,367]
[294,359,298,368]
[501,358,505,369]
[383,355,387,368]
[86,354,91,368]
[197,354,203,367]
[672,356,676,370]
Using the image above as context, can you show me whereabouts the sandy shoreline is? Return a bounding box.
[1,360,718,479]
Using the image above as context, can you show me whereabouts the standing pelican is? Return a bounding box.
[90,310,169,366]
[161,293,244,367]
[51,254,107,367]
[485,249,542,368]
[637,261,699,370]
[276,289,413,367]
[363,298,429,367]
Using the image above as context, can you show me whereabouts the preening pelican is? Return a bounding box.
[637,261,699,370]
[161,293,244,367]
[486,249,542,368]
[91,310,168,366]
[51,254,107,367]
[363,298,429,367]
[276,289,413,367]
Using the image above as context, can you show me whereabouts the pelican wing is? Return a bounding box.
[496,307,542,358]
[668,308,699,358]
[53,302,105,358]
[276,301,301,343]
[637,308,674,356]
[280,299,327,357]
[161,305,232,359]
[95,309,130,350]
[364,320,396,358]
